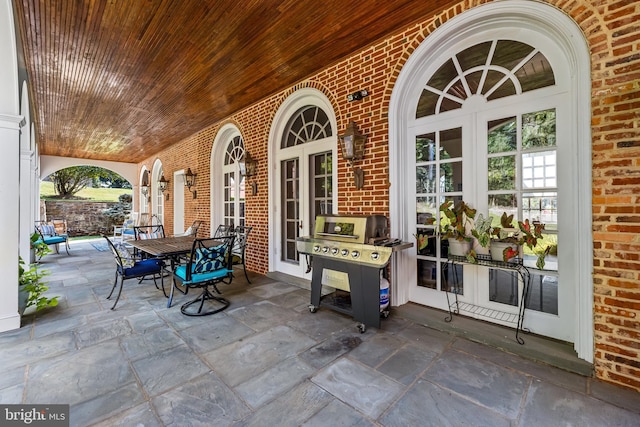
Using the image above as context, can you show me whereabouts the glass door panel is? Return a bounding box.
[413,124,469,310]
[480,107,559,321]
[281,158,299,264]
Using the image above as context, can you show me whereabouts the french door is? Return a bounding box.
[410,96,572,341]
[274,142,333,278]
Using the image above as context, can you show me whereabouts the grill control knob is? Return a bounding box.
[313,245,320,252]
[322,247,329,253]
[351,250,360,259]
[331,247,338,255]
[341,249,349,256]
[371,252,380,260]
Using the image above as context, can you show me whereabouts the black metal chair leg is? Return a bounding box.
[242,263,251,284]
[110,277,125,310]
[107,272,118,299]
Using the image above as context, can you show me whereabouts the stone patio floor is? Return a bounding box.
[1,239,639,426]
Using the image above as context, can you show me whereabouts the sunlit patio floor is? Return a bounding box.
[1,239,638,426]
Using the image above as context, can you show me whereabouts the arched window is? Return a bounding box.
[222,135,246,227]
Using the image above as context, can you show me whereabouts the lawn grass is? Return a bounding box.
[40,181,131,202]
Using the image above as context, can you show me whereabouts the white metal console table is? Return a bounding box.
[444,254,531,344]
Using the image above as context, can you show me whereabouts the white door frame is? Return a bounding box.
[173,169,186,235]
[389,0,592,361]
[268,88,338,276]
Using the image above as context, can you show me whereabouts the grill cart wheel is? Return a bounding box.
[309,305,318,313]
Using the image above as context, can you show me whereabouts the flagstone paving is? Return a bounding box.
[2,240,639,426]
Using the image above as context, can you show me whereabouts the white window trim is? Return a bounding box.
[389,0,592,362]
[211,123,243,231]
[151,159,164,224]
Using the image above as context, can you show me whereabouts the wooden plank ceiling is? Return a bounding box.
[14,0,453,163]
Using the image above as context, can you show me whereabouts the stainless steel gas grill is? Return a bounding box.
[296,214,412,332]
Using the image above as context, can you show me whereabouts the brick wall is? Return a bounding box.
[138,0,640,392]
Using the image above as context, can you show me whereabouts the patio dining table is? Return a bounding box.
[128,235,197,308]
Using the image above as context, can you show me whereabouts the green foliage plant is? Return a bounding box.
[471,213,492,249]
[438,201,478,263]
[439,200,476,241]
[31,231,52,259]
[19,256,58,312]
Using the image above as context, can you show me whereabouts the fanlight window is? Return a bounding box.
[223,135,246,227]
[225,136,244,166]
[282,106,332,148]
[416,40,555,118]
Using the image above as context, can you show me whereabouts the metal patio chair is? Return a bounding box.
[102,235,164,310]
[174,235,235,316]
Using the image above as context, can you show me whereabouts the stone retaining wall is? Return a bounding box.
[41,200,126,237]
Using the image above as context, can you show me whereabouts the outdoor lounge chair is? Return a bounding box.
[174,235,235,316]
[34,221,70,256]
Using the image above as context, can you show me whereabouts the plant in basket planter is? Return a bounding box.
[489,213,551,268]
[439,200,477,262]
[489,212,522,262]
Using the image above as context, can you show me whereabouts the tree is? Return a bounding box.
[48,166,128,198]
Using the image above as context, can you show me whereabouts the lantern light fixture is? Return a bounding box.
[241,151,257,178]
[339,121,367,189]
[240,151,259,195]
[159,174,169,200]
[184,168,197,198]
[141,170,150,197]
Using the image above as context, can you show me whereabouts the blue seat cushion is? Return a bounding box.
[121,259,163,276]
[123,229,135,235]
[174,265,232,285]
[43,236,66,245]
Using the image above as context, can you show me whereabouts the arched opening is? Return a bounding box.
[268,88,338,278]
[389,1,592,361]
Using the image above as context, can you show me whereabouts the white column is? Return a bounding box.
[19,149,34,262]
[0,113,23,332]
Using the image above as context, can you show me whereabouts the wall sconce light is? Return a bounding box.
[159,174,170,200]
[184,168,197,199]
[240,151,259,195]
[339,121,367,189]
[141,170,150,200]
[347,89,369,102]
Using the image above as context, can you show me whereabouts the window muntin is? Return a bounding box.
[222,135,246,227]
[415,127,465,291]
[416,40,555,118]
[488,108,558,256]
[282,106,332,148]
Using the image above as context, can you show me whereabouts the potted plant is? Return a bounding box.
[518,219,552,269]
[438,200,477,260]
[489,213,553,268]
[471,213,492,254]
[489,212,521,262]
